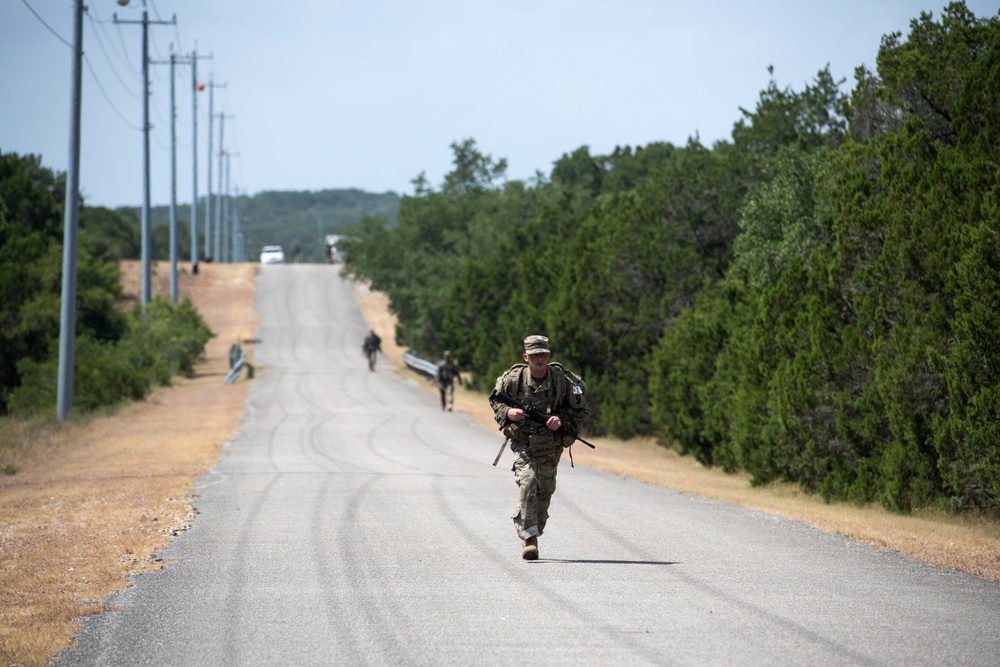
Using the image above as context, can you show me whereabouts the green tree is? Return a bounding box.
[732,64,849,160]
[0,151,65,411]
[79,205,140,260]
[730,146,830,289]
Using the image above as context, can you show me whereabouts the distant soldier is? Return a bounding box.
[434,351,463,412]
[362,330,382,371]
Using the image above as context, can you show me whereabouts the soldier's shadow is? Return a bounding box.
[533,559,679,565]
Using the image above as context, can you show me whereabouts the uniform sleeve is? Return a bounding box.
[488,371,513,428]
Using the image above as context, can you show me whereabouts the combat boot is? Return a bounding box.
[521,536,538,560]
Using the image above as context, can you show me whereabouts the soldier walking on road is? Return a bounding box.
[434,351,463,411]
[362,330,382,371]
[489,335,589,560]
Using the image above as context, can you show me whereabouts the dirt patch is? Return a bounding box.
[2,264,998,666]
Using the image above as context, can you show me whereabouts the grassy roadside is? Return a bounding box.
[1,268,997,667]
[0,261,257,666]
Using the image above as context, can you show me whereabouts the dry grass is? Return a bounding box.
[0,261,257,667]
[2,266,998,667]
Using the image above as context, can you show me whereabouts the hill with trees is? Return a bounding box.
[145,188,399,264]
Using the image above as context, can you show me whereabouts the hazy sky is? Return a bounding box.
[2,1,997,209]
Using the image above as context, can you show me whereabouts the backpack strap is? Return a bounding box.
[498,363,527,395]
[548,362,567,408]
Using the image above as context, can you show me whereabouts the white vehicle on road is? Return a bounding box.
[259,245,285,264]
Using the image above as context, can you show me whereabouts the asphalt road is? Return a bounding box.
[62,265,1000,666]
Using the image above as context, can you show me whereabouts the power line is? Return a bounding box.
[82,54,142,131]
[19,0,72,48]
[150,122,170,152]
[149,0,165,22]
[148,30,170,80]
[87,4,143,83]
[149,82,171,130]
[173,24,186,55]
[85,10,141,98]
[83,3,114,25]
[114,20,140,75]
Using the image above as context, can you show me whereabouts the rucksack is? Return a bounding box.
[497,362,587,410]
[438,363,454,383]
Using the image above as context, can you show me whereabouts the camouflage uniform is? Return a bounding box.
[435,352,463,411]
[362,331,381,371]
[489,336,589,550]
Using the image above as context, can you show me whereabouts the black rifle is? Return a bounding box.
[489,389,596,449]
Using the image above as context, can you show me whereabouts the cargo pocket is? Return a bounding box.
[528,430,558,453]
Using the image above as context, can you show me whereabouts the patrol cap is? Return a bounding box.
[523,335,550,355]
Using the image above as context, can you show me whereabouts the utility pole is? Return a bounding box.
[223,150,230,263]
[233,187,242,263]
[205,77,225,262]
[57,0,84,420]
[190,51,211,274]
[169,51,178,303]
[224,153,242,263]
[153,47,200,303]
[151,50,182,304]
[216,112,234,262]
[115,2,175,311]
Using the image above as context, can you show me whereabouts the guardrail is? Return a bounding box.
[403,351,437,378]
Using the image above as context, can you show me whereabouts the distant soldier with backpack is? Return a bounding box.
[434,351,463,411]
[362,330,382,371]
[488,334,589,560]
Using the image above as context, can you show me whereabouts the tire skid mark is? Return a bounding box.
[360,414,426,475]
[265,412,292,473]
[556,492,879,666]
[313,267,336,330]
[285,270,308,367]
[307,462,363,662]
[270,270,292,356]
[324,325,339,366]
[247,366,291,474]
[331,474,408,664]
[428,480,670,666]
[407,415,489,467]
[301,412,376,474]
[349,372,487,475]
[221,471,284,663]
[334,363,369,410]
[320,273,351,365]
[291,365,324,416]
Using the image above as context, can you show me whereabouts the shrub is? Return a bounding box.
[8,296,214,417]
